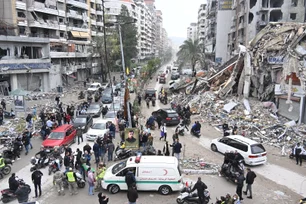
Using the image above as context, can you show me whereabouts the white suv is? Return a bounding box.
[87,83,102,92]
[210,135,267,166]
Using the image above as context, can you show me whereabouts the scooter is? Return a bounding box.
[176,123,187,136]
[191,129,201,138]
[220,161,244,183]
[176,185,210,204]
[114,146,134,161]
[48,157,63,175]
[30,155,50,172]
[62,172,85,188]
[0,159,13,179]
[0,177,31,203]
[3,111,15,119]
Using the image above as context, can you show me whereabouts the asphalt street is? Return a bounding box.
[0,63,305,204]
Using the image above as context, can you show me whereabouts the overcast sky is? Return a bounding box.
[155,0,206,39]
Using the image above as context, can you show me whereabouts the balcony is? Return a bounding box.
[90,8,95,14]
[91,31,97,36]
[16,1,26,10]
[96,10,103,15]
[68,26,89,33]
[59,24,67,31]
[66,0,88,10]
[29,20,59,30]
[91,20,96,25]
[68,10,83,20]
[96,21,103,26]
[50,51,90,59]
[28,1,58,16]
[17,19,28,27]
[238,22,244,29]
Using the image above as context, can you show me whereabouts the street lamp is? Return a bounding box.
[104,19,137,128]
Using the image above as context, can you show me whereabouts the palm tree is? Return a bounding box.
[177,39,205,93]
[177,39,204,72]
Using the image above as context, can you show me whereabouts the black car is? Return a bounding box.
[152,109,180,126]
[144,89,156,100]
[73,115,93,133]
[159,76,166,84]
[101,93,113,104]
[86,103,102,117]
[171,73,180,80]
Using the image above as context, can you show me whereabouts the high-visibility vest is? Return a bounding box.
[0,158,4,168]
[66,172,75,182]
[97,167,106,179]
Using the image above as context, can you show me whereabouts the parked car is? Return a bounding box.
[86,103,102,117]
[171,73,180,80]
[104,110,117,124]
[101,82,110,90]
[109,102,122,111]
[87,83,102,93]
[102,93,113,104]
[210,135,267,166]
[85,119,110,141]
[152,109,180,126]
[42,124,76,153]
[159,76,166,84]
[73,115,93,133]
[144,88,156,100]
[171,67,178,73]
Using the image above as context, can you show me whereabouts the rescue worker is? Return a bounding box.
[53,169,65,196]
[95,163,106,191]
[65,168,78,195]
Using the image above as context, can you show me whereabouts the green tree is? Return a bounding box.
[117,5,138,69]
[177,39,204,72]
[89,25,120,81]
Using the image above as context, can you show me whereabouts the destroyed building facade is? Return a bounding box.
[227,0,306,61]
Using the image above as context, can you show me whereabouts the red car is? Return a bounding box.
[42,124,77,152]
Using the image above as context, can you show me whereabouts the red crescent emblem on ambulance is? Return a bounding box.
[163,169,168,176]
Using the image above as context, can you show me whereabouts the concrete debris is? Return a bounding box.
[180,158,220,175]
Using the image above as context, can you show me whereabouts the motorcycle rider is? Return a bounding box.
[13,138,22,160]
[53,169,65,196]
[8,173,19,192]
[233,150,244,172]
[35,145,47,166]
[191,177,208,204]
[15,184,29,203]
[102,106,108,118]
[52,147,62,170]
[191,121,201,136]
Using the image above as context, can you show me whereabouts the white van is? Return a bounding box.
[211,135,267,166]
[102,155,183,195]
[171,67,179,73]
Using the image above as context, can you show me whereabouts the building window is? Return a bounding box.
[60,32,64,37]
[291,0,298,6]
[290,13,297,20]
[59,18,64,23]
[17,12,26,18]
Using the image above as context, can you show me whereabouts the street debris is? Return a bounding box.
[181,158,220,175]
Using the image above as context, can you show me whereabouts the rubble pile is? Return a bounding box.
[171,91,306,149]
[181,158,220,175]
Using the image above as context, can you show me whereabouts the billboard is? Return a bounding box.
[124,128,139,149]
[219,0,232,10]
[14,95,25,112]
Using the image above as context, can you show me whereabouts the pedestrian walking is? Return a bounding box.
[93,141,100,164]
[235,173,245,201]
[66,168,78,195]
[243,168,257,199]
[107,141,115,161]
[55,95,60,106]
[127,183,138,204]
[173,139,182,160]
[294,142,304,166]
[31,169,43,198]
[53,169,65,196]
[77,127,83,145]
[24,129,33,149]
[98,192,109,204]
[163,141,170,156]
[22,132,30,155]
[87,167,95,196]
[159,123,167,141]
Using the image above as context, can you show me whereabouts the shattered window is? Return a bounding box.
[291,0,298,6]
[290,13,297,20]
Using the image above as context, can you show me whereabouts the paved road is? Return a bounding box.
[0,64,304,204]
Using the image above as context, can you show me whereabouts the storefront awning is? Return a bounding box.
[79,32,90,38]
[70,31,81,38]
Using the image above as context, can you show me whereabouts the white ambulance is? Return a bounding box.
[102,155,184,195]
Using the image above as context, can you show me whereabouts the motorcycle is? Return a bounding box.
[30,155,50,172]
[220,160,244,183]
[0,159,13,179]
[2,146,15,161]
[300,198,306,203]
[3,111,15,119]
[191,129,201,138]
[62,172,85,188]
[78,91,85,100]
[0,177,31,203]
[176,185,210,204]
[176,123,187,136]
[114,146,134,161]
[48,157,63,175]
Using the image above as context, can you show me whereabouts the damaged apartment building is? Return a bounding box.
[0,0,103,93]
[227,0,306,61]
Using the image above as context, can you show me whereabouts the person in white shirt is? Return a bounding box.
[46,119,53,128]
[160,123,167,141]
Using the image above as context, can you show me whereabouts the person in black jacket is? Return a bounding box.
[243,168,257,199]
[31,169,43,198]
[15,185,29,203]
[64,151,72,172]
[8,173,19,192]
[235,173,245,201]
[127,184,138,204]
[191,177,208,204]
[125,170,136,188]
[98,192,109,204]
